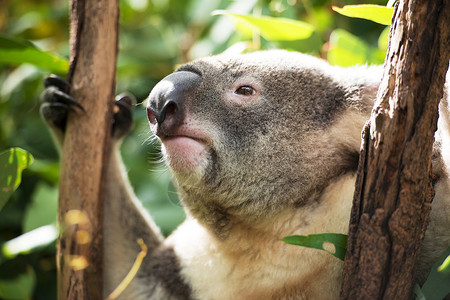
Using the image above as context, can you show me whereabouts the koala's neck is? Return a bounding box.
[177,173,356,269]
[179,191,247,239]
[179,172,356,240]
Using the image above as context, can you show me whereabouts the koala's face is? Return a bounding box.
[146,50,360,217]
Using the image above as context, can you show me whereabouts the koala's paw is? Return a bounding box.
[40,75,83,134]
[40,75,136,141]
[112,93,136,139]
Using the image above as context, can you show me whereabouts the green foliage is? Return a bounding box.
[0,148,34,211]
[214,2,389,67]
[378,26,390,50]
[2,225,57,261]
[282,233,348,260]
[22,183,58,232]
[328,28,386,66]
[421,248,450,300]
[213,11,314,41]
[327,3,391,65]
[438,254,450,273]
[0,35,68,73]
[332,5,394,25]
[0,266,36,300]
[413,283,426,300]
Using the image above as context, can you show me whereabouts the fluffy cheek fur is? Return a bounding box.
[173,109,368,226]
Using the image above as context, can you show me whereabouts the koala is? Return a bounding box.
[41,50,450,299]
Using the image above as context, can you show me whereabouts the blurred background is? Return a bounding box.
[0,0,388,298]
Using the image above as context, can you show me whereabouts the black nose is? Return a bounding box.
[147,71,202,125]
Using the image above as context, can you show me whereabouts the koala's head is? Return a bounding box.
[146,50,379,225]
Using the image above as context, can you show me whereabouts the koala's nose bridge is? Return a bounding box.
[147,71,202,125]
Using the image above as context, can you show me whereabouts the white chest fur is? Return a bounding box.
[165,174,356,299]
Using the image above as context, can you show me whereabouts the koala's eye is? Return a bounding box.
[235,86,255,96]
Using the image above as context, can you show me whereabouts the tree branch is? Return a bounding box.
[340,0,450,299]
[57,0,119,298]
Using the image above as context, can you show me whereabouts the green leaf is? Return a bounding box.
[0,266,36,300]
[327,29,385,67]
[438,255,450,273]
[421,248,450,300]
[378,26,390,51]
[332,5,394,25]
[213,11,314,41]
[2,225,58,259]
[282,233,347,260]
[0,148,34,211]
[413,283,426,300]
[0,34,68,72]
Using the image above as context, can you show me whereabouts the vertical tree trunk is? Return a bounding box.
[57,0,119,299]
[340,0,450,299]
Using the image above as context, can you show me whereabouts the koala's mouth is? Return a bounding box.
[159,133,210,174]
[162,135,206,146]
[148,110,211,174]
[155,126,208,146]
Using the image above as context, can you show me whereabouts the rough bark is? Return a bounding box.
[340,0,450,299]
[57,0,119,299]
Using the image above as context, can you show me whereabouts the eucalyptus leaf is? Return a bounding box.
[413,283,426,300]
[0,34,68,72]
[0,148,34,211]
[421,248,450,300]
[282,233,347,260]
[438,255,450,273]
[213,11,314,41]
[332,5,394,26]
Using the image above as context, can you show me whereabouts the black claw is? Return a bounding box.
[49,101,76,113]
[41,74,84,111]
[51,89,85,111]
[44,74,70,92]
[115,93,136,108]
[41,75,85,134]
